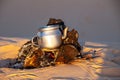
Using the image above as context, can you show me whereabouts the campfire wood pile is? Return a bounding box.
[13,18,83,68]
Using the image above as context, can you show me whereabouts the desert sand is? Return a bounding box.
[0,36,120,80]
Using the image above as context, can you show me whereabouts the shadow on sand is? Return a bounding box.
[0,38,17,43]
[0,58,18,68]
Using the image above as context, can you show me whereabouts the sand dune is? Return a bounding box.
[0,37,120,80]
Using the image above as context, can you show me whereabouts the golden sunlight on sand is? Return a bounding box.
[0,37,120,80]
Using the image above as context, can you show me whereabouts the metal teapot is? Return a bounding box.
[32,25,68,49]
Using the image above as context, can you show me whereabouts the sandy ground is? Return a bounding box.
[0,37,120,80]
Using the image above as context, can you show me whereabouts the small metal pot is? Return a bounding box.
[36,26,62,49]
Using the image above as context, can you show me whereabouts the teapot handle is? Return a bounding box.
[62,27,68,40]
[31,35,39,47]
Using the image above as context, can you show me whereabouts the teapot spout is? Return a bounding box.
[62,27,68,40]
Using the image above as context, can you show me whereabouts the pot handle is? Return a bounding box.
[31,35,39,47]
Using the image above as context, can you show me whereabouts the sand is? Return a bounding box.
[0,36,120,80]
